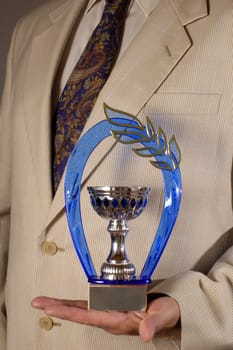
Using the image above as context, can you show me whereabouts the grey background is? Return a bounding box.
[0,0,47,97]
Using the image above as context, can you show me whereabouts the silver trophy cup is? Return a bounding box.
[87,186,151,310]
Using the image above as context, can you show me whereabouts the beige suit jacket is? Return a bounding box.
[0,0,232,349]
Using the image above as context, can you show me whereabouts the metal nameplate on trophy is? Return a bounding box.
[64,104,182,311]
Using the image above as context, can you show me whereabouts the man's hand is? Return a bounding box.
[31,295,180,342]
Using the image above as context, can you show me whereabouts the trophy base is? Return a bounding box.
[88,283,147,311]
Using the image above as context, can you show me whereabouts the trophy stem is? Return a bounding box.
[101,219,136,280]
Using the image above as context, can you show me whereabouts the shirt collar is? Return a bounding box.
[85,0,208,25]
[85,0,160,16]
[136,0,161,16]
[86,0,100,13]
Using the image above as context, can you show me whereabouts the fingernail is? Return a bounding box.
[31,299,40,307]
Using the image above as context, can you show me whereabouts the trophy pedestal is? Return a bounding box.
[88,283,147,311]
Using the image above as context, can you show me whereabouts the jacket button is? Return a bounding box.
[41,241,58,256]
[39,316,54,331]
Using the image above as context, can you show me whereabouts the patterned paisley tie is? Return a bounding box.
[53,0,130,192]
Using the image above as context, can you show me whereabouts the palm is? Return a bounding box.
[32,295,180,342]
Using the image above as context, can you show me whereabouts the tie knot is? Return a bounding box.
[105,0,128,4]
[104,0,130,18]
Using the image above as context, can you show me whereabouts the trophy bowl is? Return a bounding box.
[88,186,151,281]
[88,186,150,220]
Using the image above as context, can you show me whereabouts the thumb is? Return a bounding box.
[139,309,167,342]
[139,297,180,342]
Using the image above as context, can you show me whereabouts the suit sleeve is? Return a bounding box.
[0,24,17,349]
[151,245,233,350]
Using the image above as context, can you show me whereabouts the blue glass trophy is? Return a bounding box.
[64,104,182,311]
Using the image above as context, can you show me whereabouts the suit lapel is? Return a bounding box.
[71,0,208,151]
[170,0,208,25]
[25,0,207,230]
[24,0,87,226]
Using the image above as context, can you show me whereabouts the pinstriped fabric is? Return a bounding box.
[2,1,233,349]
[52,0,130,192]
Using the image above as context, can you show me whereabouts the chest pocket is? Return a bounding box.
[144,92,221,117]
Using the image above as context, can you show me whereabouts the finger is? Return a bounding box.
[44,304,140,335]
[31,296,87,310]
[45,305,107,325]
